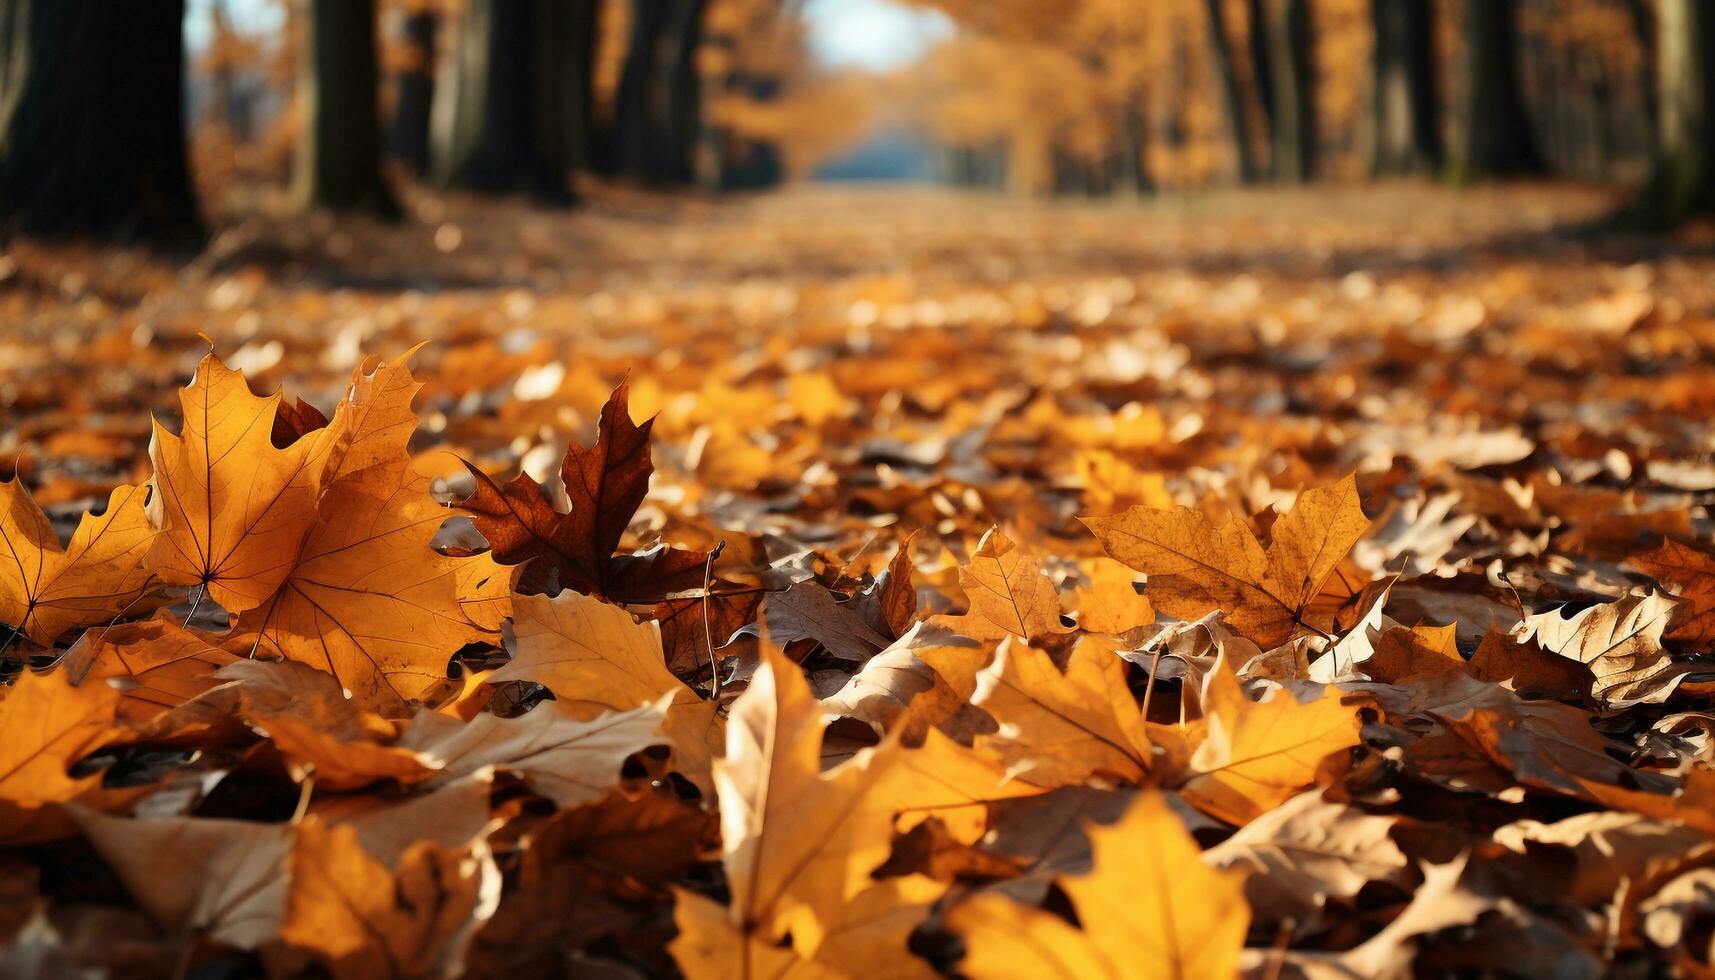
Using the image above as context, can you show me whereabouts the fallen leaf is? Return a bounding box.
[1086,475,1370,648]
[0,481,154,645]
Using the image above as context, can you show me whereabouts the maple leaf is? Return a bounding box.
[60,612,239,731]
[1086,474,1371,648]
[281,817,501,980]
[710,644,1033,958]
[1204,790,1409,921]
[496,589,722,792]
[1174,657,1363,825]
[460,380,709,603]
[71,808,289,950]
[946,792,1249,980]
[967,636,1152,786]
[233,457,493,715]
[947,527,1064,642]
[671,876,944,980]
[1631,539,1715,643]
[1074,557,1154,635]
[0,668,138,842]
[1512,592,1688,707]
[146,352,325,612]
[399,699,667,809]
[0,481,154,646]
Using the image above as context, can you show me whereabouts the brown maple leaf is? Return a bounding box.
[459,380,709,603]
[1085,474,1371,648]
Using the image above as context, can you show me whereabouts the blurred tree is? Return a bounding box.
[1368,0,1442,175]
[0,0,203,246]
[1262,0,1316,182]
[1448,0,1543,181]
[291,0,399,216]
[390,0,439,174]
[615,0,710,183]
[432,0,581,202]
[1635,0,1715,223]
[1204,0,1260,181]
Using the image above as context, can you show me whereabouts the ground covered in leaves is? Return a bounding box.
[6,183,1715,977]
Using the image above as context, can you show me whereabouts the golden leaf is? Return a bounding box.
[1086,475,1370,648]
[0,481,154,645]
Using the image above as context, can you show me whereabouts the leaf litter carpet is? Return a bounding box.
[3,184,1715,977]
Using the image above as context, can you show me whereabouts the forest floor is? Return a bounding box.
[9,181,1715,975]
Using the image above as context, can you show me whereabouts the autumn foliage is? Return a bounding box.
[7,187,1715,976]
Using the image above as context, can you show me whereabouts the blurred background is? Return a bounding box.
[0,0,1708,246]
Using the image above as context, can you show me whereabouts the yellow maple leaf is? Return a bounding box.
[946,791,1249,979]
[146,353,324,612]
[967,635,1152,786]
[497,589,723,793]
[0,480,154,644]
[1085,475,1370,648]
[1176,658,1363,825]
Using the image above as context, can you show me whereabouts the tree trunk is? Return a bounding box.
[292,0,397,216]
[391,10,437,174]
[1369,0,1442,176]
[0,0,202,247]
[661,0,707,183]
[1203,0,1258,182]
[431,0,575,201]
[1448,0,1542,182]
[1118,95,1154,194]
[567,0,601,173]
[1635,0,1715,224]
[1263,0,1316,182]
[1245,0,1277,153]
[613,0,671,180]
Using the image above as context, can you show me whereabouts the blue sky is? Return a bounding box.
[185,0,951,71]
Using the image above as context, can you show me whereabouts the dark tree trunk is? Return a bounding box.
[1369,0,1442,176]
[1203,0,1259,182]
[0,0,202,247]
[432,0,574,202]
[613,0,671,180]
[1633,0,1715,224]
[567,0,601,173]
[1245,0,1277,150]
[714,72,782,190]
[662,0,707,183]
[1263,0,1316,182]
[391,10,437,174]
[1448,0,1542,182]
[292,0,397,216]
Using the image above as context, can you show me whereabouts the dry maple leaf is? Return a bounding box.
[71,808,289,950]
[671,876,944,980]
[0,669,122,811]
[281,817,501,980]
[946,791,1249,980]
[949,527,1064,642]
[497,589,722,792]
[1085,474,1370,648]
[59,613,239,732]
[0,481,154,646]
[146,352,325,613]
[967,635,1152,786]
[709,644,1031,959]
[1631,539,1715,644]
[460,380,709,602]
[1512,592,1687,707]
[1204,790,1409,921]
[233,456,494,715]
[399,699,667,809]
[1175,657,1363,825]
[1074,557,1154,635]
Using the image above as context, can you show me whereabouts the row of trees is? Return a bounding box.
[0,0,801,247]
[901,0,1710,224]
